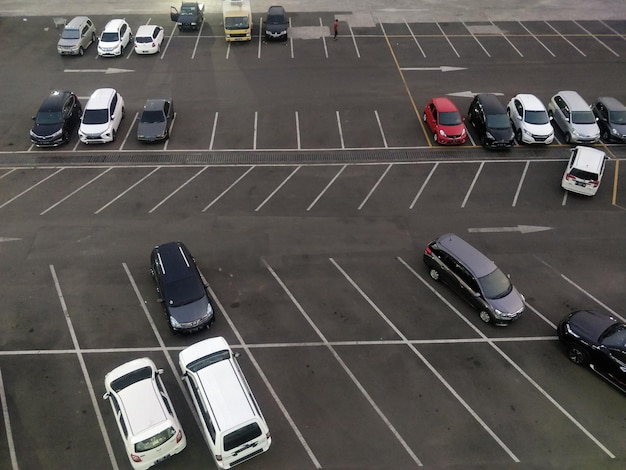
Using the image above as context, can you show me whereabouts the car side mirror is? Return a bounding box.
[103,392,110,400]
[157,368,164,375]
[32,116,36,121]
[234,352,241,358]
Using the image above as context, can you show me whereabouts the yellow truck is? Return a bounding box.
[222,0,252,41]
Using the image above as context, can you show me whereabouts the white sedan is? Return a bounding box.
[134,25,164,54]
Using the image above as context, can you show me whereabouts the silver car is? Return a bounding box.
[57,16,96,56]
[548,91,600,144]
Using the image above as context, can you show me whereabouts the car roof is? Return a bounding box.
[435,233,496,278]
[597,96,626,112]
[65,16,91,28]
[554,90,591,110]
[571,146,606,172]
[475,94,506,114]
[85,88,116,109]
[136,24,160,36]
[432,97,459,112]
[514,94,545,110]
[103,18,127,31]
[154,241,194,279]
[268,5,285,14]
[143,99,169,111]
[39,91,72,111]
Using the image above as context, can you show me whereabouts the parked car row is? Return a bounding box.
[424,92,626,148]
[103,337,272,469]
[30,89,173,146]
[57,16,164,57]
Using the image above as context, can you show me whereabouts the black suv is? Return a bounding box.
[150,241,215,333]
[467,93,514,149]
[30,90,82,147]
[557,310,626,393]
[423,234,525,325]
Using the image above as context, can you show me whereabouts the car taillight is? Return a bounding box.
[425,246,432,255]
[176,430,183,443]
[590,180,599,187]
[131,454,142,462]
[565,174,575,181]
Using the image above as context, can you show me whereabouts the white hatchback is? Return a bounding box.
[507,94,554,144]
[79,88,125,144]
[98,19,132,56]
[561,146,607,196]
[103,358,187,470]
[134,25,164,54]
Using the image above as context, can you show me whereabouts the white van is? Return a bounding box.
[561,146,607,196]
[179,337,271,468]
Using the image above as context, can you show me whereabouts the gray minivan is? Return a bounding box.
[423,233,525,326]
[57,16,96,56]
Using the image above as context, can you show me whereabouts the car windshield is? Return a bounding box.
[61,29,80,39]
[600,324,626,349]
[82,109,108,124]
[141,110,166,123]
[486,113,510,129]
[186,349,231,372]
[225,16,249,29]
[166,277,205,307]
[267,15,285,24]
[571,111,596,124]
[36,111,63,125]
[439,111,462,126]
[100,32,120,42]
[110,366,152,392]
[609,110,626,124]
[135,427,176,452]
[181,5,197,14]
[524,110,549,125]
[477,268,512,299]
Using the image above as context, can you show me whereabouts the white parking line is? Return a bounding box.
[491,20,523,57]
[149,166,208,213]
[94,167,161,214]
[461,20,490,57]
[253,111,258,150]
[255,166,300,211]
[336,111,345,149]
[358,163,392,210]
[599,20,626,41]
[374,110,388,148]
[320,17,329,58]
[0,168,17,179]
[208,275,322,468]
[0,168,64,209]
[398,257,616,460]
[209,111,218,150]
[119,112,137,150]
[264,259,421,466]
[545,21,586,56]
[191,21,204,59]
[435,22,460,58]
[0,369,18,470]
[404,20,426,58]
[409,162,438,209]
[257,19,263,58]
[512,160,529,207]
[50,265,119,470]
[572,20,619,56]
[461,161,484,208]
[560,274,625,322]
[517,21,555,57]
[306,164,346,211]
[295,111,301,150]
[40,168,113,215]
[202,165,255,211]
[160,24,177,60]
[348,23,361,58]
[163,112,176,151]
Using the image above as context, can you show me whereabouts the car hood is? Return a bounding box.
[57,37,79,47]
[488,287,525,316]
[137,121,167,137]
[179,13,200,22]
[523,122,553,135]
[169,295,209,323]
[609,123,626,135]
[32,122,62,137]
[487,126,515,141]
[565,310,617,342]
[571,122,600,137]
[80,122,110,135]
[440,123,465,135]
[266,22,287,32]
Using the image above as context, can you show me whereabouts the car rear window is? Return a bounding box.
[136,36,154,44]
[223,422,262,451]
[135,426,176,452]
[570,168,598,181]
[110,366,152,392]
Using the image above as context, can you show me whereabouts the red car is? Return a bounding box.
[423,97,467,145]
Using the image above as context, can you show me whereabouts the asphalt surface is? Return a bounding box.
[0,2,625,470]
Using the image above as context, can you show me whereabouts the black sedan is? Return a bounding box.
[30,90,82,146]
[137,98,174,142]
[557,310,626,393]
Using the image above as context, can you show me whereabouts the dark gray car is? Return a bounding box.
[592,96,626,143]
[137,98,173,142]
[423,233,525,326]
[265,6,288,40]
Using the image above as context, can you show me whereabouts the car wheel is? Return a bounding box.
[120,45,124,55]
[121,106,125,119]
[601,129,610,142]
[91,32,96,44]
[433,133,438,144]
[565,133,572,144]
[62,129,69,143]
[429,268,440,281]
[479,310,492,324]
[515,129,523,144]
[78,46,84,56]
[567,344,589,366]
[111,129,116,142]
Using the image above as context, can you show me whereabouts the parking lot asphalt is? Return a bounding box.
[0,3,626,470]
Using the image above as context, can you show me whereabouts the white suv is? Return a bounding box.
[103,358,187,470]
[98,19,132,57]
[79,88,125,143]
[561,146,607,196]
[507,94,554,144]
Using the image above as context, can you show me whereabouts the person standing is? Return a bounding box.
[333,19,339,40]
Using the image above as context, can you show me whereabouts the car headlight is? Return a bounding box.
[439,129,447,137]
[169,316,181,328]
[50,129,63,138]
[461,128,466,136]
[523,128,532,136]
[564,323,580,338]
[485,132,494,140]
[571,129,580,136]
[207,303,214,316]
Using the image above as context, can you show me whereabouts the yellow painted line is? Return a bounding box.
[599,143,624,209]
[380,23,432,147]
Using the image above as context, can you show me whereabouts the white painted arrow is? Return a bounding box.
[0,237,21,242]
[448,91,504,98]
[468,225,553,234]
[64,68,134,74]
[400,66,466,72]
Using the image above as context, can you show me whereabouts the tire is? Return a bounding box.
[565,132,572,144]
[601,129,610,142]
[515,128,523,144]
[568,344,589,366]
[121,106,125,119]
[433,133,438,144]
[78,46,84,56]
[429,268,440,281]
[111,129,116,142]
[479,310,492,324]
[119,45,124,55]
[92,33,96,44]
